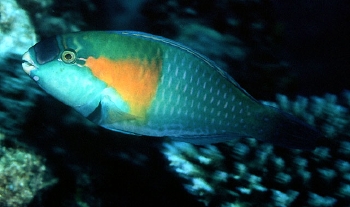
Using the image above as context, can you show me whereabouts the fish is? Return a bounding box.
[22,31,322,150]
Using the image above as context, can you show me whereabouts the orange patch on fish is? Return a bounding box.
[85,55,162,118]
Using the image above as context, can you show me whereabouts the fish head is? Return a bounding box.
[22,35,106,109]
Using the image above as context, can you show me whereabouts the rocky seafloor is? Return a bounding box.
[0,0,349,206]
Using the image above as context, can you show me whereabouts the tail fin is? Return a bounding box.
[257,107,322,150]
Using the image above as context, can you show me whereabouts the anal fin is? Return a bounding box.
[167,133,249,145]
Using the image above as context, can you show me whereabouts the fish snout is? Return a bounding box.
[22,51,37,75]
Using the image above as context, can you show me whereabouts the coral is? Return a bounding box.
[0,0,44,138]
[0,133,52,207]
[0,0,37,58]
[0,3,50,205]
[163,142,225,205]
[0,0,41,137]
[162,92,350,206]
[272,91,350,138]
[16,0,96,38]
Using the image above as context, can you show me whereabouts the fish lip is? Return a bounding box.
[22,51,37,75]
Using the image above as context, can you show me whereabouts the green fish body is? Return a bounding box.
[22,31,321,149]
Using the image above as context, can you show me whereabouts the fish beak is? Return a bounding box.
[22,51,37,75]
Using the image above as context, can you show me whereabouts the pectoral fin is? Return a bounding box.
[87,89,137,125]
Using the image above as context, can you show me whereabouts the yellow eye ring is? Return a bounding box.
[61,49,76,64]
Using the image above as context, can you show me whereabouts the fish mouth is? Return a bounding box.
[22,51,37,75]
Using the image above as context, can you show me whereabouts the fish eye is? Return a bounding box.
[61,49,77,64]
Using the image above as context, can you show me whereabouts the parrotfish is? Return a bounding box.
[22,31,321,149]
